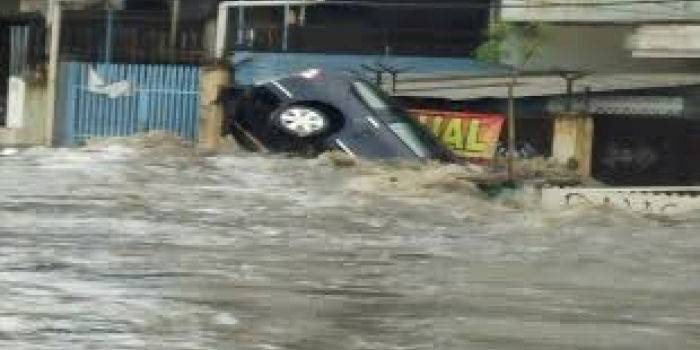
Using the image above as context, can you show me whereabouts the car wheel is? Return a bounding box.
[275,106,329,138]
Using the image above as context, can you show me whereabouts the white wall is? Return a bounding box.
[502,25,700,73]
[631,25,700,58]
[502,0,700,22]
[19,0,47,13]
[20,0,108,16]
[0,79,47,146]
[6,77,26,129]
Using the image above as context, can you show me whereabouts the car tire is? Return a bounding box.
[273,106,330,138]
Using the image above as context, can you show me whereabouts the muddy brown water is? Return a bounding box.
[0,143,699,350]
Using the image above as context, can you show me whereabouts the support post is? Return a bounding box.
[199,65,231,152]
[507,81,516,181]
[489,0,501,28]
[282,1,290,51]
[44,0,61,147]
[299,5,306,25]
[552,112,594,177]
[237,5,245,46]
[215,4,229,59]
[565,76,576,112]
[170,0,181,61]
[105,7,114,64]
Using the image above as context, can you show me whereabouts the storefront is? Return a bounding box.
[546,87,699,185]
[399,84,700,185]
[399,95,554,160]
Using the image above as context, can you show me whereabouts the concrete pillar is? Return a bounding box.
[44,1,61,146]
[6,77,26,129]
[23,80,48,144]
[0,74,47,147]
[552,112,594,177]
[198,65,230,151]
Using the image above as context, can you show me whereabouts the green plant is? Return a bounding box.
[474,21,550,68]
[474,22,510,63]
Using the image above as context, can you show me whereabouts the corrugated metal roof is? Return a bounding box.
[229,52,700,100]
[232,51,509,85]
[391,73,700,100]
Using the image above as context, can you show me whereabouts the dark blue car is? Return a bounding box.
[223,69,456,162]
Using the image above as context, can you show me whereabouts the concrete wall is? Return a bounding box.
[540,186,700,215]
[502,0,700,22]
[503,25,700,73]
[630,25,700,58]
[552,113,593,177]
[198,65,230,151]
[0,1,20,13]
[19,0,42,13]
[23,79,47,143]
[20,0,107,16]
[0,77,47,147]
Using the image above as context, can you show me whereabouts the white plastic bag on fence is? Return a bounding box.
[88,66,133,98]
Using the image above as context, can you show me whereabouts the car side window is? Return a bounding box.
[352,81,389,112]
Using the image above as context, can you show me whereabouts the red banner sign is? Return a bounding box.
[410,110,505,160]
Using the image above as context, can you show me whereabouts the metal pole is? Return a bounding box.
[215,4,229,59]
[282,1,290,51]
[489,0,500,28]
[237,4,245,46]
[170,0,180,61]
[507,81,516,182]
[216,1,323,59]
[105,6,114,64]
[300,5,306,25]
[45,0,62,146]
[566,76,574,112]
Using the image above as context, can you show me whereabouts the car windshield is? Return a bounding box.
[352,80,436,158]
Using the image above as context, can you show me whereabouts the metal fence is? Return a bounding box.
[58,62,200,146]
[60,10,206,64]
[9,26,30,76]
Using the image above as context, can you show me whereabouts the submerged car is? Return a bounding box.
[222,69,457,162]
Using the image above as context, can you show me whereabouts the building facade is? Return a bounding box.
[494,0,700,184]
[224,0,489,57]
[0,0,222,147]
[500,0,700,72]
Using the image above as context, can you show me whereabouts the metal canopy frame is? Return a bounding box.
[388,69,591,181]
[215,0,326,59]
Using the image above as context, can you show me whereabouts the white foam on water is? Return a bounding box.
[0,148,19,156]
[212,313,239,326]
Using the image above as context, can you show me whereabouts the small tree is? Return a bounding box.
[473,21,551,179]
[474,21,550,68]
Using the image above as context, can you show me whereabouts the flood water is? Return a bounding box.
[1,140,699,350]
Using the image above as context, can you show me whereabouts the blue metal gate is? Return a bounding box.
[59,62,200,145]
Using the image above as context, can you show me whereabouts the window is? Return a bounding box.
[229,3,487,56]
[352,80,389,112]
[352,80,433,158]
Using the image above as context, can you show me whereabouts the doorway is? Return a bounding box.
[593,117,700,185]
